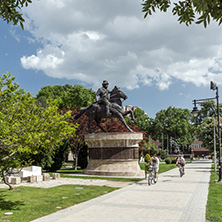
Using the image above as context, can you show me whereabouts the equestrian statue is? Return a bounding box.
[71,80,134,133]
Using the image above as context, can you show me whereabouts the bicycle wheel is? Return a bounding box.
[179,167,183,177]
[148,175,152,185]
[154,176,158,184]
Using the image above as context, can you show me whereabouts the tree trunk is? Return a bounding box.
[72,151,79,170]
[1,170,15,190]
[75,155,78,170]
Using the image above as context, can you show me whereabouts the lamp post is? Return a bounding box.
[212,108,217,173]
[191,81,221,182]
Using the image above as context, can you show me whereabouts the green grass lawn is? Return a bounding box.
[0,162,178,222]
[139,162,177,174]
[0,185,117,222]
[206,170,222,222]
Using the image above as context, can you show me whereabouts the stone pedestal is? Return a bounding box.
[43,173,50,181]
[83,132,144,177]
[28,175,38,183]
[10,177,21,184]
[52,173,60,180]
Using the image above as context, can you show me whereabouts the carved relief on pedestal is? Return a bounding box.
[89,147,139,160]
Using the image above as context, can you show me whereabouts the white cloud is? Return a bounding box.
[20,0,222,90]
[9,29,20,42]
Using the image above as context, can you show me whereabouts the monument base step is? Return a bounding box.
[83,169,145,177]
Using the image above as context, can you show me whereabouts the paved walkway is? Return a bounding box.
[31,159,212,222]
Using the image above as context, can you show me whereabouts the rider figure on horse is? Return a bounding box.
[95,80,111,116]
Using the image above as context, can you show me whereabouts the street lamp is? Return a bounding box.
[191,81,221,182]
[191,100,199,117]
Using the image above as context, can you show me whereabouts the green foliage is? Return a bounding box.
[165,158,172,164]
[193,100,222,152]
[47,139,71,171]
[36,95,47,108]
[171,158,177,164]
[143,138,158,156]
[0,0,33,29]
[77,144,88,169]
[151,106,195,148]
[132,108,150,132]
[142,0,222,27]
[140,162,177,173]
[0,73,77,189]
[160,150,168,160]
[145,153,151,163]
[36,84,96,109]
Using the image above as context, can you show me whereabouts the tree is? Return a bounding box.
[151,106,194,152]
[47,139,71,172]
[26,139,71,171]
[142,138,158,156]
[142,0,222,27]
[36,84,96,109]
[101,118,144,133]
[0,73,77,190]
[36,84,95,171]
[65,107,96,170]
[0,0,33,29]
[160,150,168,159]
[193,100,222,152]
[128,108,150,134]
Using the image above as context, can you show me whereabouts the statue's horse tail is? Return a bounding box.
[71,104,94,120]
[71,107,86,120]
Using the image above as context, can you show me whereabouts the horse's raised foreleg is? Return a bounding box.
[116,112,133,133]
[123,110,135,123]
[95,117,108,133]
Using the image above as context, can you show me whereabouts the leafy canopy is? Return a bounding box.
[192,100,222,152]
[132,108,150,133]
[0,73,77,189]
[151,106,194,146]
[142,0,222,27]
[36,84,96,109]
[0,0,34,29]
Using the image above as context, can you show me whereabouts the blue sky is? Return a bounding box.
[1,0,222,118]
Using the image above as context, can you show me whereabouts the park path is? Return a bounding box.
[31,159,212,222]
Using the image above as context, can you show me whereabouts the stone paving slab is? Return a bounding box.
[31,159,212,222]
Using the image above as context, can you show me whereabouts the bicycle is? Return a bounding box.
[147,165,158,185]
[178,164,184,177]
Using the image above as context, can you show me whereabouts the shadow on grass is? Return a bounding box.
[0,191,24,211]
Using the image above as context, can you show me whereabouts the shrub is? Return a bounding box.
[78,144,88,169]
[165,158,172,164]
[171,158,177,164]
[160,150,168,160]
[145,153,151,163]
[48,139,70,171]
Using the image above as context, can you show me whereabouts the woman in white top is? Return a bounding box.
[150,153,160,182]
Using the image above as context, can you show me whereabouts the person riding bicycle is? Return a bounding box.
[150,153,159,183]
[176,154,186,174]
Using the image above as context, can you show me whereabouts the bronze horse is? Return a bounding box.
[71,86,134,133]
